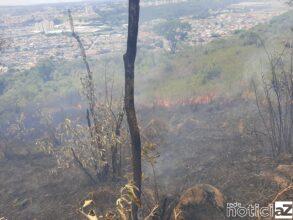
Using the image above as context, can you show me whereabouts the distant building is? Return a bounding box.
[34,20,54,33]
[0,65,8,74]
[141,0,187,7]
[84,5,95,16]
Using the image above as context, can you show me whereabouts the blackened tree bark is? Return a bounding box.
[123,0,142,219]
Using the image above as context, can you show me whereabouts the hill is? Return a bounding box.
[0,8,292,220]
[0,10,292,123]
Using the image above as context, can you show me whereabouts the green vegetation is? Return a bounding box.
[0,56,123,123]
[154,20,191,53]
[0,10,292,123]
[139,10,293,100]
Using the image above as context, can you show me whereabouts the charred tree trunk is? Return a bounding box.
[123,0,141,219]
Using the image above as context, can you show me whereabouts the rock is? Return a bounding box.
[174,184,226,220]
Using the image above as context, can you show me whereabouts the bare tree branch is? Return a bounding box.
[71,148,97,185]
[253,36,293,156]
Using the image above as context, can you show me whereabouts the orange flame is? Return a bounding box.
[154,93,215,108]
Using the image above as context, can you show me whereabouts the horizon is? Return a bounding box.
[0,0,89,6]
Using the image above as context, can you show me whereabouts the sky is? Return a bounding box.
[0,0,85,6]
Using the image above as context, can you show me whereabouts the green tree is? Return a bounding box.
[36,59,55,82]
[154,20,191,54]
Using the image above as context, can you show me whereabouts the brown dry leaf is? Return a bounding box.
[79,209,99,220]
[124,183,141,208]
[117,209,128,220]
[83,199,94,208]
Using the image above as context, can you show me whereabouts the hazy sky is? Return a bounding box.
[0,0,85,6]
